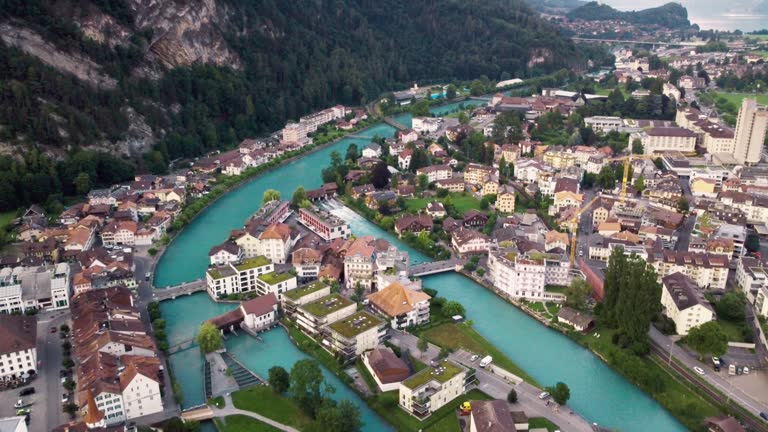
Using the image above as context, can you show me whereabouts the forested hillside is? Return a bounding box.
[0,0,582,211]
[568,2,690,28]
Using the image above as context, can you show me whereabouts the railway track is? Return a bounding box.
[649,342,768,432]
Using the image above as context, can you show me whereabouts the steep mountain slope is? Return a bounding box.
[0,0,582,209]
[568,2,690,28]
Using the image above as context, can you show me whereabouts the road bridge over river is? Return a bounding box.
[152,279,206,302]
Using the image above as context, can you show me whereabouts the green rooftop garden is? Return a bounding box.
[208,269,223,279]
[402,360,463,390]
[235,256,271,271]
[258,271,294,285]
[208,266,236,280]
[301,294,354,317]
[284,280,329,300]
[328,311,383,339]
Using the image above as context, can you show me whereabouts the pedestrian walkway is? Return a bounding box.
[211,394,300,432]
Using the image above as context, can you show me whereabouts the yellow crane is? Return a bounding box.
[568,154,658,269]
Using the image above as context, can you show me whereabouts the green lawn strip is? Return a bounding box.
[230,386,312,429]
[355,358,380,393]
[207,395,225,408]
[716,319,748,343]
[404,193,482,214]
[0,211,14,230]
[215,414,282,432]
[423,323,540,386]
[545,303,560,316]
[529,417,560,431]
[367,388,492,432]
[574,326,722,430]
[713,92,768,107]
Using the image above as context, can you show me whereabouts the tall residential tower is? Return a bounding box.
[733,98,768,165]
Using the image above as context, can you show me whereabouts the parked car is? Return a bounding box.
[60,377,67,384]
[538,392,550,400]
[470,354,479,362]
[744,366,750,375]
[18,388,34,396]
[59,370,68,378]
[761,412,768,422]
[693,366,705,376]
[61,394,69,404]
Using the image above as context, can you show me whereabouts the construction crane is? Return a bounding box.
[569,195,600,269]
[568,154,658,269]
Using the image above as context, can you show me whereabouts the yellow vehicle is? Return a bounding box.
[459,401,471,416]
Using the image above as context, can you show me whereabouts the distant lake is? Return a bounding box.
[600,0,768,32]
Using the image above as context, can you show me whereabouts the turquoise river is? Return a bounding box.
[155,100,685,431]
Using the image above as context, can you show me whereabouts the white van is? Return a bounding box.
[728,364,736,375]
[479,356,493,368]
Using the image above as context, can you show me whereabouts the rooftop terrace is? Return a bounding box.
[328,311,383,339]
[258,271,294,285]
[301,294,354,318]
[234,256,272,271]
[402,360,463,390]
[284,280,329,300]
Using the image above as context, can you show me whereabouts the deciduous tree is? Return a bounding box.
[685,321,728,360]
[547,382,570,405]
[195,322,223,354]
[290,359,334,418]
[262,189,280,204]
[268,366,290,394]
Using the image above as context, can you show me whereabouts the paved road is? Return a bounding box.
[36,310,71,432]
[649,326,768,416]
[389,330,596,432]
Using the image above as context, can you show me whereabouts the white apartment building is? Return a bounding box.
[344,237,376,290]
[633,127,697,155]
[416,165,452,183]
[233,223,296,263]
[282,281,332,315]
[646,251,729,290]
[101,221,138,247]
[326,311,385,360]
[660,272,714,336]
[295,294,356,337]
[488,251,568,302]
[399,360,467,419]
[451,229,491,256]
[208,242,243,266]
[412,117,441,134]
[297,206,350,241]
[0,315,36,381]
[0,263,71,313]
[205,256,274,298]
[733,99,768,165]
[255,271,297,302]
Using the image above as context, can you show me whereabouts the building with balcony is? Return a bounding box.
[366,282,431,330]
[399,360,467,419]
[255,271,297,302]
[205,256,274,299]
[0,263,71,313]
[326,311,385,360]
[281,280,331,316]
[295,294,356,337]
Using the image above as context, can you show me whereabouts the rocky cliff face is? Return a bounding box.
[130,0,241,69]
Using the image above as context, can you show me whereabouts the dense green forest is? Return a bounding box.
[568,2,690,28]
[0,0,583,211]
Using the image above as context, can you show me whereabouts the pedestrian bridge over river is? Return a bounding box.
[408,259,463,277]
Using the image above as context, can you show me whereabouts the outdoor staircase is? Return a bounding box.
[220,352,262,389]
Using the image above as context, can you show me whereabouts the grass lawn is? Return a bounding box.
[230,386,312,429]
[573,325,722,429]
[423,323,539,386]
[529,417,560,431]
[404,193,482,214]
[713,92,768,107]
[214,415,282,432]
[367,388,492,432]
[716,319,748,343]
